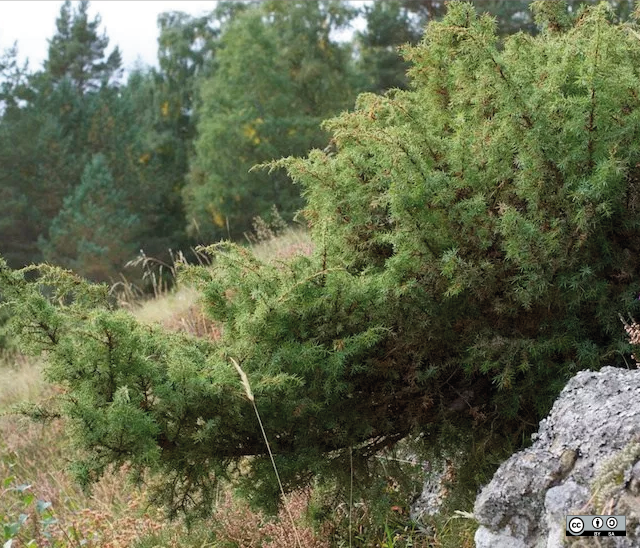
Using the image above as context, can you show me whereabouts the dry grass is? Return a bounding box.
[132,286,223,340]
[0,352,47,409]
[213,490,332,548]
[249,226,315,265]
[0,352,167,547]
[129,227,313,341]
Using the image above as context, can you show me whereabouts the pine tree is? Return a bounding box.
[0,1,124,270]
[39,154,140,282]
[123,10,221,257]
[0,44,36,267]
[115,69,190,261]
[45,0,122,94]
[5,0,640,521]
[0,76,82,267]
[156,9,219,116]
[0,42,29,114]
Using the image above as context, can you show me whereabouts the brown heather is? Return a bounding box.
[619,314,640,367]
[211,490,331,548]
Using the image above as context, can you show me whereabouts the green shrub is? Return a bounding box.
[3,0,640,521]
[1,477,62,547]
[0,306,10,351]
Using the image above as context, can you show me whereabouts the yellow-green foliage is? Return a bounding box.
[183,1,359,242]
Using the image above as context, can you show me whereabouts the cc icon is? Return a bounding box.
[569,517,584,534]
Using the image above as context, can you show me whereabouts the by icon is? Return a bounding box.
[592,517,603,529]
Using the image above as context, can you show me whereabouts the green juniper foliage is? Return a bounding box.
[3,0,640,519]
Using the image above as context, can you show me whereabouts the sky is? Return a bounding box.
[0,1,368,75]
[0,1,222,73]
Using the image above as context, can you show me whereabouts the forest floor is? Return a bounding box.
[0,227,477,548]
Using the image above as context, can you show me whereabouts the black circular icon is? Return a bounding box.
[592,517,603,529]
[606,517,618,529]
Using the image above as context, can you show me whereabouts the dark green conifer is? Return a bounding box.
[39,154,140,282]
[45,0,122,94]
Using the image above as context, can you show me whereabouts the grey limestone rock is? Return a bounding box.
[473,366,640,548]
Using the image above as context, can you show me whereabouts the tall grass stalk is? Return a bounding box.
[230,357,304,548]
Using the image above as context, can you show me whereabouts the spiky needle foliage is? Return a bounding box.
[3,0,640,518]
